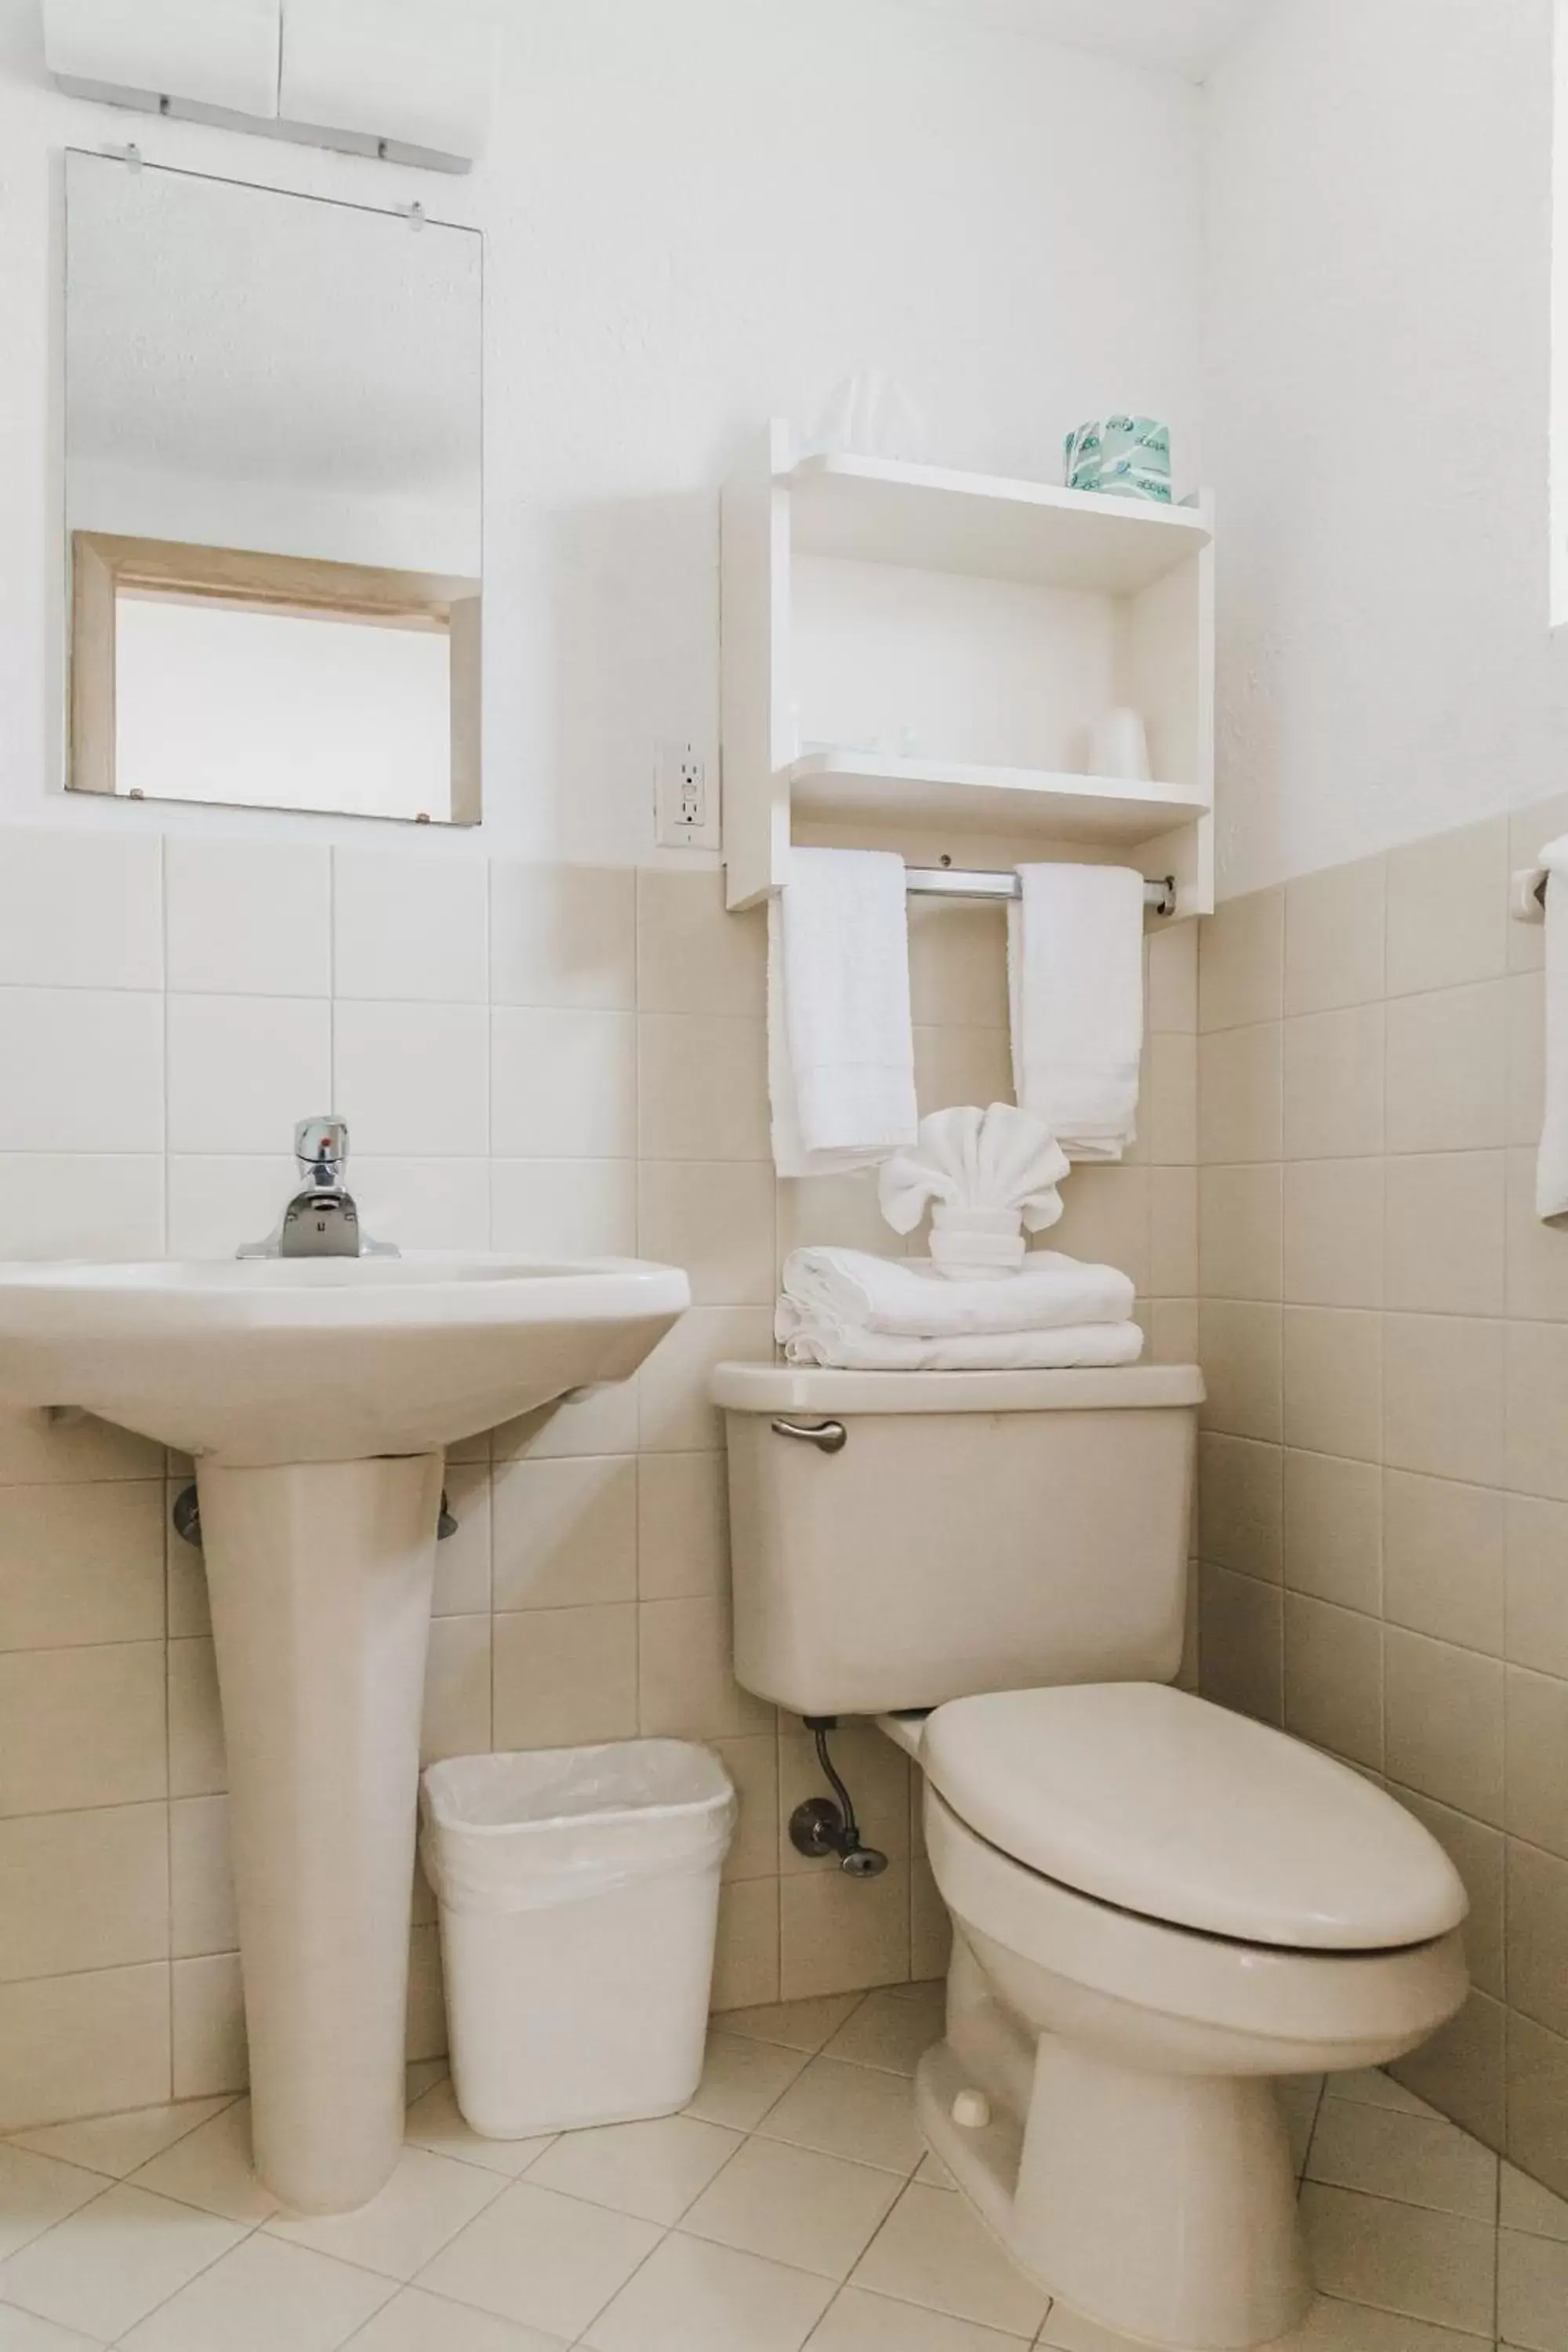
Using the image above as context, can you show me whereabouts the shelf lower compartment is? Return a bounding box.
[786,751,1209,845]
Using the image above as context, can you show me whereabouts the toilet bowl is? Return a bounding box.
[711,1362,1471,2350]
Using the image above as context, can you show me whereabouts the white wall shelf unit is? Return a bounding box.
[720,421,1215,916]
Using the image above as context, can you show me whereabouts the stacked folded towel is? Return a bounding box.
[776,1246,1142,1370]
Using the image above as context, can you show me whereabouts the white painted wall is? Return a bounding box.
[1205,0,1568,898]
[0,0,1205,857]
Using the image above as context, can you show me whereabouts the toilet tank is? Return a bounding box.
[712,1362,1203,1719]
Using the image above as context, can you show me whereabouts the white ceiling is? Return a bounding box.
[894,0,1268,81]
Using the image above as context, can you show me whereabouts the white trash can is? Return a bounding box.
[419,1740,736,2140]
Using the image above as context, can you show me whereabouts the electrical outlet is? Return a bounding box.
[655,741,716,849]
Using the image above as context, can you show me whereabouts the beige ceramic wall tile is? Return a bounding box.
[0,1409,161,1488]
[492,1604,638,1749]
[1149,1298,1199,1363]
[1198,1563,1283,1726]
[490,1159,637,1256]
[1198,1025,1283,1163]
[1507,2012,1568,2198]
[1389,1988,1507,2154]
[421,1615,492,1766]
[1284,855,1386,1015]
[1506,1667,1568,1860]
[490,1456,637,1610]
[1198,1300,1282,1441]
[638,1595,772,1741]
[712,1735,779,1882]
[1385,1152,1506,1316]
[172,1952,248,2099]
[637,1161,776,1304]
[1385,818,1510,999]
[494,1379,639,1463]
[1385,982,1508,1155]
[0,1482,165,1651]
[1507,1495,1568,1679]
[1282,1006,1385,1161]
[1506,1321,1568,1502]
[1395,1786,1504,1998]
[1199,1164,1282,1301]
[1383,1471,1504,1655]
[0,1805,169,1982]
[1505,1150,1568,1319]
[1199,1433,1283,1580]
[1383,1314,1505,1486]
[169,1795,238,1960]
[906,899,1007,1029]
[1283,1159,1384,1308]
[912,1024,1014,1116]
[1147,919,1198,1033]
[637,1305,775,1454]
[1147,1033,1199,1163]
[712,1878,781,2012]
[1283,1592,1382,1770]
[636,871,766,1018]
[1051,1164,1150,1291]
[638,1451,729,1600]
[489,862,637,1010]
[776,1174,895,1261]
[169,1638,227,1798]
[637,1015,769,1161]
[780,1860,912,2002]
[1283,1450,1381,1612]
[1385,1628,1506,1826]
[1199,890,1283,1032]
[1149,1167,1198,1296]
[0,1642,167,1817]
[1282,1307,1381,1462]
[1508,968,1546,1148]
[1506,1840,1568,2040]
[0,1963,172,2131]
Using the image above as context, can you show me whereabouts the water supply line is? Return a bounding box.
[789,1717,890,1878]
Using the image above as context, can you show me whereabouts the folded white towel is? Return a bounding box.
[775,1312,1145,1372]
[779,1246,1136,1342]
[768,849,919,1178]
[1008,863,1144,1162]
[1537,833,1568,1223]
[878,1104,1070,1277]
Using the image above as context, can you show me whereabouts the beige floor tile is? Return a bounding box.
[402,2080,555,2178]
[756,2056,925,2177]
[118,2230,394,2350]
[681,2136,901,2281]
[524,2114,741,2226]
[267,2143,506,2279]
[683,2032,809,2130]
[916,2149,956,2187]
[1499,2226,1568,2351]
[0,2147,105,2260]
[0,2307,108,2350]
[1300,2183,1496,2336]
[847,2181,1048,2338]
[0,2183,245,2343]
[806,2281,1026,2348]
[413,2179,660,2339]
[1268,2296,1502,2349]
[719,1995,865,2054]
[129,2099,277,2225]
[1305,2098,1497,2220]
[1501,2161,1568,2241]
[582,2228,834,2352]
[346,2284,568,2349]
[5,2100,233,2183]
[820,1985,945,2078]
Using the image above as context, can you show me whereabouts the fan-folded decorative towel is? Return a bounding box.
[877,1103,1070,1277]
[1008,863,1144,1160]
[778,1246,1135,1343]
[1537,833,1568,1223]
[768,848,919,1178]
[775,1312,1145,1371]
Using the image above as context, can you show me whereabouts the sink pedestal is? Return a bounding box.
[196,1451,444,2214]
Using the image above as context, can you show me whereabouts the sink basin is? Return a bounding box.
[0,1254,688,1463]
[0,1252,689,2215]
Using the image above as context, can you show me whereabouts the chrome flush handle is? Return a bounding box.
[770,1417,848,1454]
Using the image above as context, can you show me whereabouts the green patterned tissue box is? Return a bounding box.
[1065,415,1172,503]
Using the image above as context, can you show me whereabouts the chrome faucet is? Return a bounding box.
[237,1119,399,1260]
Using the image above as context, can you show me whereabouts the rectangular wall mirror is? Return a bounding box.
[64,152,483,824]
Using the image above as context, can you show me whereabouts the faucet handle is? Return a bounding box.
[296,1116,348,1186]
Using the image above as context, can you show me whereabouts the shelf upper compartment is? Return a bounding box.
[787,452,1210,593]
[787,753,1209,845]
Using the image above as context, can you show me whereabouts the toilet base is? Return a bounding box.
[917,2021,1312,2352]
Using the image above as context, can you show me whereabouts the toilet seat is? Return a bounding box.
[921,1682,1467,1952]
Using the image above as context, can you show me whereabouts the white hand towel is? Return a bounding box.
[775,1312,1145,1372]
[768,849,919,1178]
[1537,833,1568,1223]
[877,1104,1070,1277]
[779,1246,1135,1341]
[1008,863,1145,1161]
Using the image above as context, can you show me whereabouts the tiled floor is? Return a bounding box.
[0,1981,1563,2351]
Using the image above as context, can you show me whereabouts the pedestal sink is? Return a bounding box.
[0,1255,688,2212]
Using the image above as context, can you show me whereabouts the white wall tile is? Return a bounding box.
[0,1643,166,1817]
[0,1964,171,2130]
[165,840,331,998]
[334,1003,488,1156]
[166,996,331,1158]
[490,1158,637,1256]
[0,832,162,992]
[490,863,636,1009]
[0,1806,169,1981]
[0,1155,164,1261]
[350,1158,490,1252]
[492,1008,636,1159]
[166,1156,295,1259]
[332,849,488,1004]
[0,1480,164,1650]
[0,991,163,1152]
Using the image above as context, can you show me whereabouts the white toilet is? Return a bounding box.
[712,1361,1468,2352]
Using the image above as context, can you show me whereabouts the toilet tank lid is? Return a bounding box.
[924,1685,1469,1952]
[709,1363,1204,1414]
